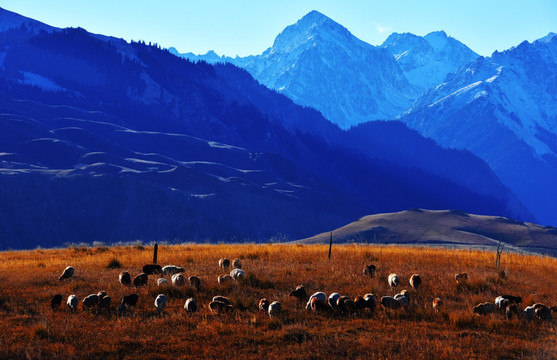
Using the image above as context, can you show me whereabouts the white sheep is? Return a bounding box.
[67,294,79,311]
[394,293,408,308]
[328,293,341,308]
[409,274,421,290]
[157,278,169,286]
[230,268,245,281]
[306,292,327,310]
[232,258,242,269]
[184,298,197,312]
[162,265,185,276]
[59,266,74,281]
[268,301,281,317]
[172,273,186,286]
[388,273,400,290]
[155,294,167,314]
[218,258,230,269]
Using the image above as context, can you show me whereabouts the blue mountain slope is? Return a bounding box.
[0,8,532,248]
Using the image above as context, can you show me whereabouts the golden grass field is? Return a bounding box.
[0,244,556,360]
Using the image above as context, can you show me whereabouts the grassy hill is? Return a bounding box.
[0,244,555,359]
[298,209,557,255]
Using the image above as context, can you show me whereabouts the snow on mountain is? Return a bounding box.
[381,30,479,93]
[174,10,418,129]
[400,34,557,224]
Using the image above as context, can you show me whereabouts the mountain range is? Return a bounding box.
[174,11,557,225]
[0,7,532,249]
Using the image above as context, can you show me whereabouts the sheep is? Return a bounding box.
[311,296,330,312]
[409,274,422,290]
[455,273,468,283]
[162,265,185,276]
[99,295,111,310]
[354,296,367,311]
[394,294,408,308]
[328,293,341,308]
[142,264,162,275]
[388,273,399,290]
[184,298,197,312]
[119,271,131,286]
[218,275,232,285]
[133,273,148,287]
[118,294,139,315]
[171,273,186,287]
[219,258,230,270]
[523,305,537,321]
[259,298,270,312]
[121,294,139,308]
[51,294,63,310]
[230,268,245,281]
[59,266,74,281]
[398,289,410,303]
[157,278,169,286]
[499,294,522,305]
[381,296,402,310]
[188,276,201,290]
[212,296,231,305]
[535,305,552,322]
[432,298,442,313]
[473,302,495,316]
[155,294,167,314]
[336,296,355,313]
[232,258,242,269]
[505,303,520,319]
[82,294,100,309]
[67,295,79,311]
[363,264,376,277]
[363,293,377,311]
[97,291,107,300]
[289,285,307,301]
[495,296,511,314]
[268,301,281,317]
[209,300,233,314]
[306,292,327,310]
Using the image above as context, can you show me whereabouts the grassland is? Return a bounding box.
[0,244,555,360]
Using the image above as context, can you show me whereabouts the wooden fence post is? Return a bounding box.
[328,232,333,261]
[153,243,158,265]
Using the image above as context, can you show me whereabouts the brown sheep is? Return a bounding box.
[51,294,63,310]
[409,274,422,290]
[363,264,376,277]
[133,273,148,287]
[455,273,468,283]
[290,285,307,301]
[473,302,495,316]
[432,298,442,313]
[218,274,232,285]
[142,264,162,275]
[337,295,355,313]
[119,271,131,286]
[259,298,270,312]
[82,294,100,309]
[188,275,201,290]
[505,303,520,319]
[232,258,242,269]
[311,296,329,312]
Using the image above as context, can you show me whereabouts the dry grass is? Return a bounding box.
[0,244,556,359]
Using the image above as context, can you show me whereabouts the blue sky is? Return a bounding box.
[1,0,556,56]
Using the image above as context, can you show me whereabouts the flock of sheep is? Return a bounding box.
[51,260,555,323]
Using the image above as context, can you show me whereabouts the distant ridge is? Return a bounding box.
[298,209,557,256]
